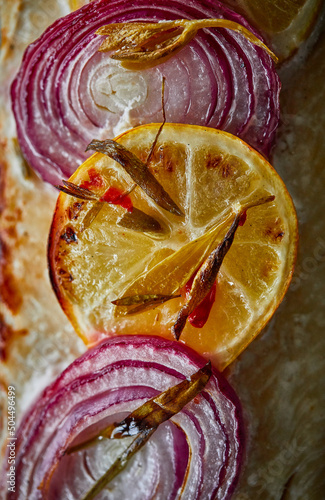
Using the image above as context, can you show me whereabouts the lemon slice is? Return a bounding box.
[48,124,298,370]
[231,0,323,60]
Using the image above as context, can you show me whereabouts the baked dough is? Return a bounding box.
[0,1,324,498]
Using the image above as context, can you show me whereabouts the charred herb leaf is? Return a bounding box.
[81,429,155,500]
[146,76,166,166]
[117,207,164,234]
[71,363,211,452]
[110,361,211,437]
[56,178,168,234]
[56,180,99,201]
[86,139,184,216]
[55,181,106,231]
[95,21,177,52]
[81,201,103,232]
[71,363,211,500]
[96,18,278,69]
[172,195,275,340]
[112,293,180,315]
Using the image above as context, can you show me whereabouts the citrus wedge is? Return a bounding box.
[48,124,298,370]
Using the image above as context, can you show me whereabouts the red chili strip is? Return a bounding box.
[185,272,217,329]
[188,282,217,328]
[80,167,106,190]
[100,186,133,212]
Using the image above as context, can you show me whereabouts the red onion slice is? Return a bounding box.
[1,336,244,499]
[11,0,280,185]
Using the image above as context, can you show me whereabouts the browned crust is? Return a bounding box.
[0,314,27,361]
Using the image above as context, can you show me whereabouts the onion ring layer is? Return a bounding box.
[11,0,280,184]
[2,336,244,499]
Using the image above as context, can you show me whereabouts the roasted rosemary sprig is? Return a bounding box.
[172,195,275,340]
[56,180,165,234]
[85,139,184,216]
[56,180,99,201]
[117,207,164,234]
[112,292,180,314]
[67,363,211,500]
[96,18,278,68]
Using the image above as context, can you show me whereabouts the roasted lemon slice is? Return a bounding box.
[230,0,323,60]
[48,124,298,370]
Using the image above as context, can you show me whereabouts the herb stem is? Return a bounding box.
[172,195,275,340]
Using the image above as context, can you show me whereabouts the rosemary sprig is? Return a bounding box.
[56,180,165,234]
[81,430,155,500]
[96,18,278,68]
[112,293,181,315]
[145,76,166,167]
[80,201,103,232]
[117,207,164,234]
[86,139,184,216]
[56,180,98,201]
[172,195,275,340]
[68,363,211,500]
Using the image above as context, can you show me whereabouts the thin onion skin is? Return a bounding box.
[1,336,245,500]
[11,0,280,185]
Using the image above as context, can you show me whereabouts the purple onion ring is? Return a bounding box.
[1,336,245,499]
[11,0,280,185]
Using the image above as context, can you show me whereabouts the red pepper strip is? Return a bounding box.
[100,186,133,212]
[186,274,217,329]
[238,210,247,226]
[80,167,105,190]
